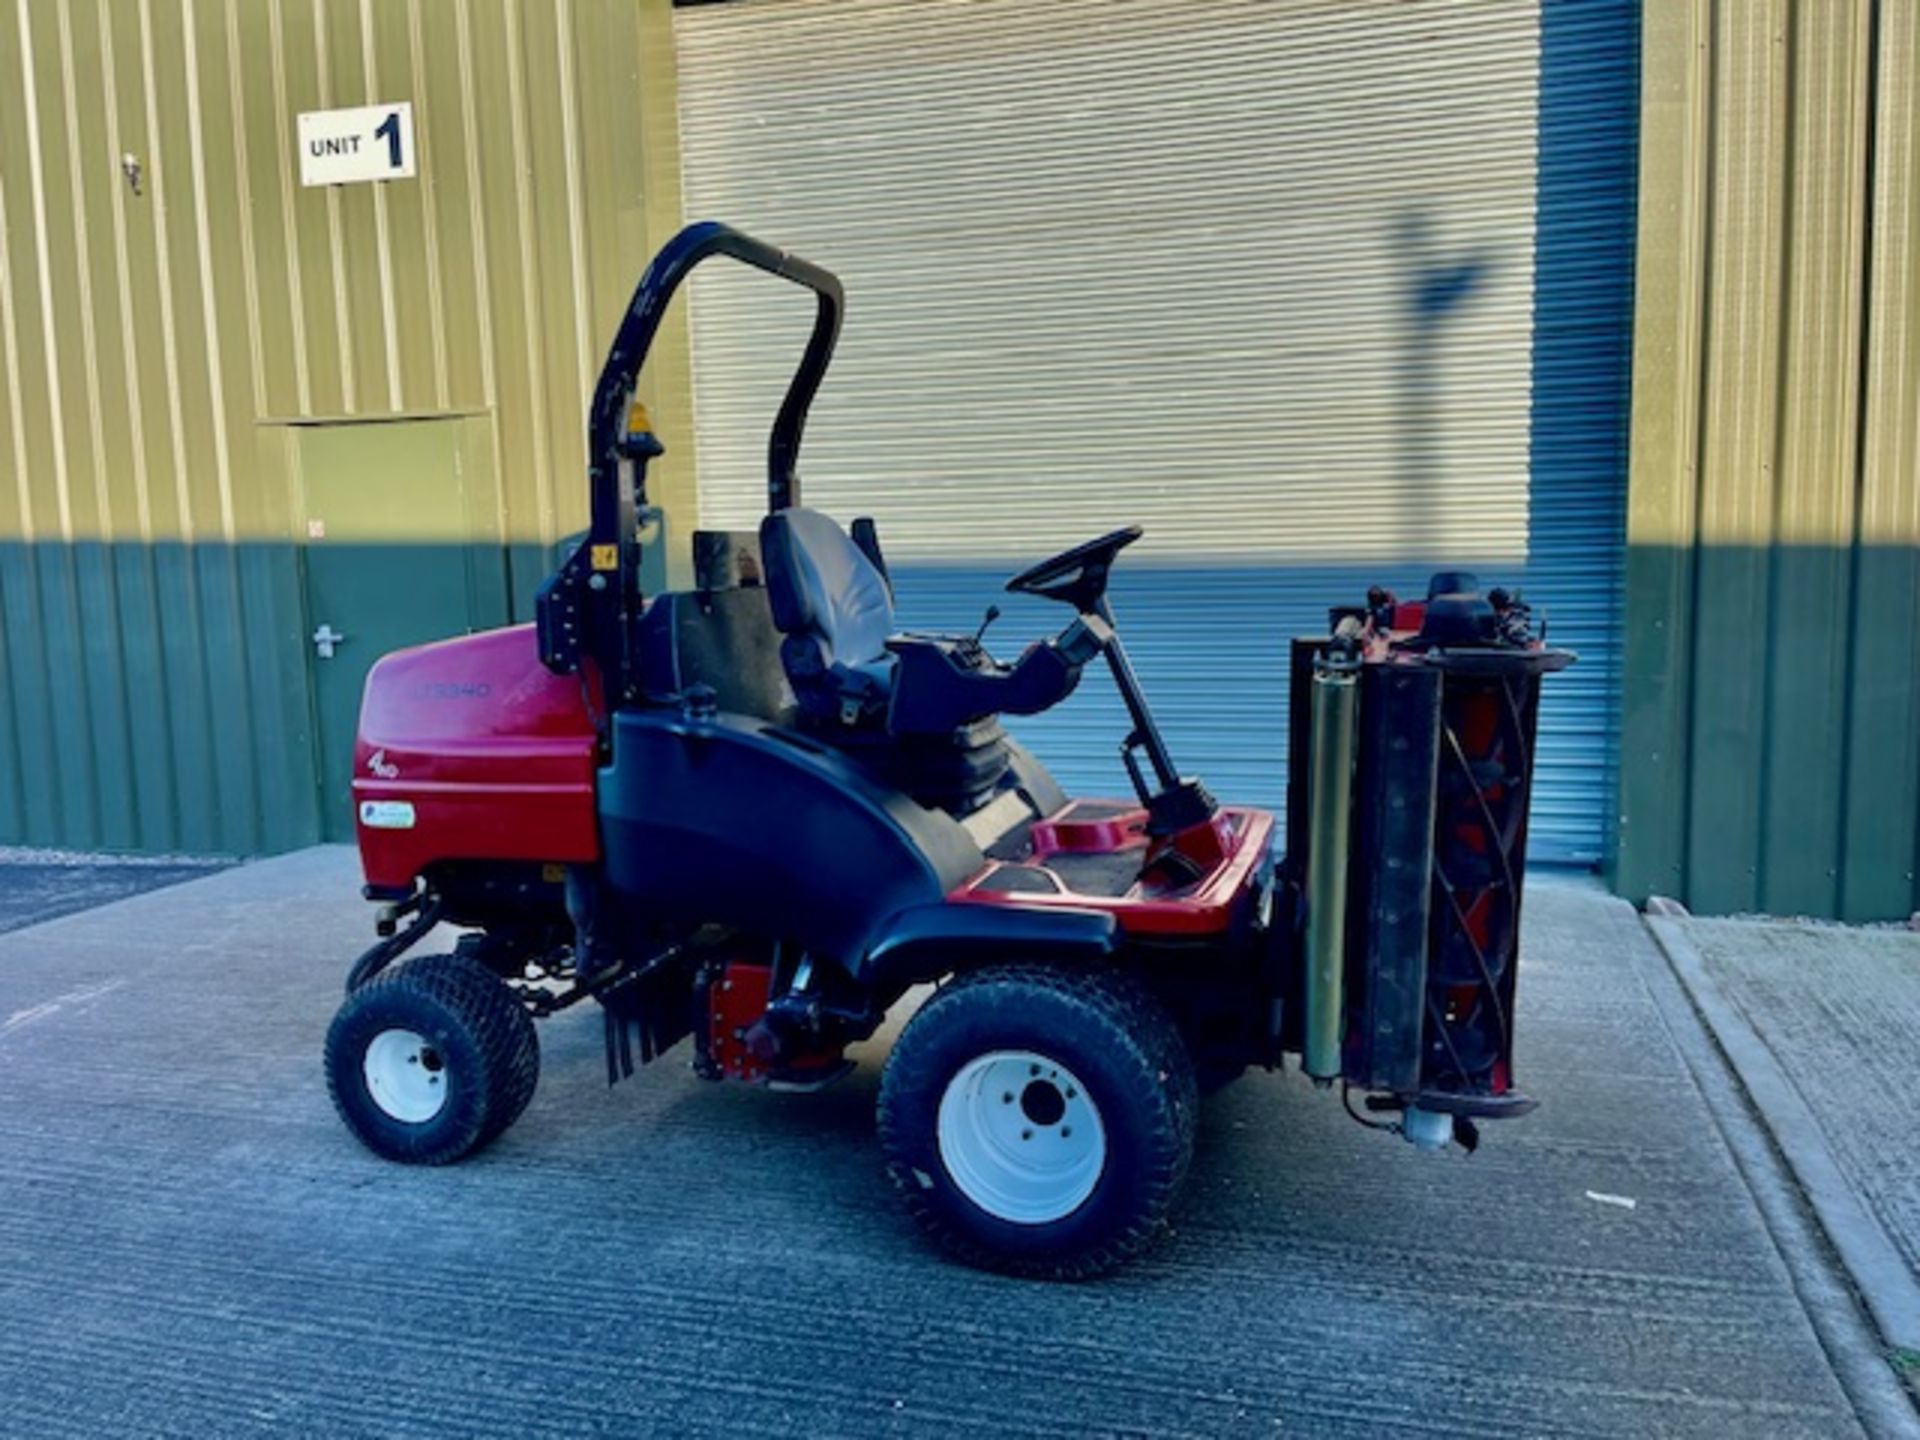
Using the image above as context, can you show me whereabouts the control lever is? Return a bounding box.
[971,604,1001,646]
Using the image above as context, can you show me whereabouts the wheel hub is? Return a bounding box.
[1020,1079,1067,1127]
[362,1027,450,1124]
[936,1050,1106,1225]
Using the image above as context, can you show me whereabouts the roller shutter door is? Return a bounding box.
[674,0,1637,864]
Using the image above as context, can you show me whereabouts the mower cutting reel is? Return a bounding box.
[323,220,1573,1277]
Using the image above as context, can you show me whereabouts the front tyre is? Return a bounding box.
[878,966,1197,1279]
[325,953,539,1165]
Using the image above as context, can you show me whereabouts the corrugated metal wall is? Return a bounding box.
[0,0,688,854]
[1618,0,1920,921]
[674,0,1638,864]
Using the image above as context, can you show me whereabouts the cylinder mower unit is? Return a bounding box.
[321,221,1574,1281]
[1285,580,1574,1151]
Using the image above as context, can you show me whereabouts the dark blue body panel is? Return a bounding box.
[597,710,1103,982]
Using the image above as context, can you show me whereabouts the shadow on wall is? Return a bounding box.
[1390,211,1499,551]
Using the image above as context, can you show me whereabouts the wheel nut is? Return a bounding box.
[1002,1092,1013,1104]
[1061,1126,1072,1138]
[1021,1129,1033,1141]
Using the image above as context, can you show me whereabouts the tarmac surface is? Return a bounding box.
[0,848,227,934]
[0,849,1894,1437]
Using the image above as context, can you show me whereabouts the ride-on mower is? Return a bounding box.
[325,222,1572,1278]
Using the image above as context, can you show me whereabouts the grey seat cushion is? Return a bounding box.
[759,507,895,672]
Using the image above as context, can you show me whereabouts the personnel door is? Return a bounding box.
[293,416,508,840]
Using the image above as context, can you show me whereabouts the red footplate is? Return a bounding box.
[951,800,1274,938]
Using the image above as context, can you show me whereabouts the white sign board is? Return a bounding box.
[298,102,415,186]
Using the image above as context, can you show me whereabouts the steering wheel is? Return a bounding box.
[1004,525,1143,612]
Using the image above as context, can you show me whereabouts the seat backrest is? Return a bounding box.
[758,508,894,669]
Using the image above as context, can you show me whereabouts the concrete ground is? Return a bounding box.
[1650,914,1920,1365]
[0,850,1902,1438]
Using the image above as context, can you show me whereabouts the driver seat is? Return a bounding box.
[761,506,1013,813]
[760,506,1098,734]
[759,507,899,726]
[760,507,1103,813]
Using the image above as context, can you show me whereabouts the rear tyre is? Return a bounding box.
[325,953,540,1165]
[878,965,1197,1279]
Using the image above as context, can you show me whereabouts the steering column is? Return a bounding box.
[1005,527,1217,835]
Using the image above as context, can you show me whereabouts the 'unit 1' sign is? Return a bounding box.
[298,102,416,186]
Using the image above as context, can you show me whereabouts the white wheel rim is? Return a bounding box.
[936,1050,1107,1225]
[362,1028,450,1124]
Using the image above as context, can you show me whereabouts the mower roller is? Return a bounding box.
[324,222,1573,1278]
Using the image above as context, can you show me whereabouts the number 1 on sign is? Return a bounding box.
[296,101,414,185]
[374,110,402,169]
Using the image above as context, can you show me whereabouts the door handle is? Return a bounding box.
[313,624,347,659]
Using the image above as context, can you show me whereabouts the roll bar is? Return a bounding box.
[540,222,842,694]
[588,219,844,522]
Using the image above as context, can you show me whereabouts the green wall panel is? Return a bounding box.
[73,541,136,851]
[0,546,59,841]
[149,544,221,853]
[1843,545,1920,919]
[110,543,180,852]
[35,549,99,845]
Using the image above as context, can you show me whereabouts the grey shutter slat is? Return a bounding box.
[674,0,1636,864]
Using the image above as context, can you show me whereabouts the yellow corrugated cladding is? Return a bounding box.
[0,0,693,548]
[1620,0,1920,921]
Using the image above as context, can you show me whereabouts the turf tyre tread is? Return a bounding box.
[325,953,539,1165]
[878,964,1197,1280]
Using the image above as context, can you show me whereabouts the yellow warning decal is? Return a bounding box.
[590,544,618,571]
[626,401,653,435]
[542,863,567,883]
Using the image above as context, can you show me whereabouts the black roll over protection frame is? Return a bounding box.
[537,221,845,703]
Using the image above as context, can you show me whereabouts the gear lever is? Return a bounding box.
[970,604,1001,646]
